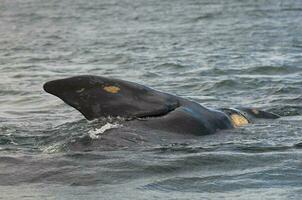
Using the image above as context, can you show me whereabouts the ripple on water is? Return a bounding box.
[248,65,300,75]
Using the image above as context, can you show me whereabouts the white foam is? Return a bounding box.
[88,122,122,139]
[42,142,64,153]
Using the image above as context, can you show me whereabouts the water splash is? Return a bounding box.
[88,122,122,139]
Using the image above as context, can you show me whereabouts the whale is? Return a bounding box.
[43,75,280,136]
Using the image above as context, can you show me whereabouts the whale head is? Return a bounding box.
[44,75,179,120]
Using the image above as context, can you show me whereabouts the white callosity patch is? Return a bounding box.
[88,122,122,139]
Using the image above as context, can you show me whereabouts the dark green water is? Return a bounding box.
[0,0,302,199]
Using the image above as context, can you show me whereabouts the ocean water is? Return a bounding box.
[1,0,302,199]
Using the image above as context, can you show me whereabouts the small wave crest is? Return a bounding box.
[88,122,122,139]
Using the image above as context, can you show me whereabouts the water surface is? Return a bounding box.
[1,0,302,199]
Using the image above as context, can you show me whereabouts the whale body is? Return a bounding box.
[44,75,280,136]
